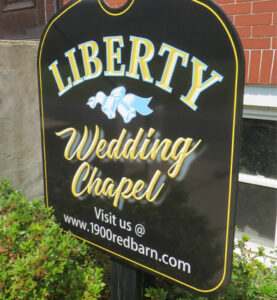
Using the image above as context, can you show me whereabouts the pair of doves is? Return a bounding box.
[87,86,153,123]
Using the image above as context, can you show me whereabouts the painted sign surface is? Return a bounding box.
[38,0,244,292]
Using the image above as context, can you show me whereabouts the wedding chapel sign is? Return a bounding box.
[38,0,244,293]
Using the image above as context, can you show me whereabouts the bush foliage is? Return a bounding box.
[144,235,277,300]
[0,179,105,299]
[0,179,276,299]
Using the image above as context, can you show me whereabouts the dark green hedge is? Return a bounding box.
[0,179,105,299]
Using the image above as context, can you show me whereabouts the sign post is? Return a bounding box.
[110,258,155,300]
[38,0,244,294]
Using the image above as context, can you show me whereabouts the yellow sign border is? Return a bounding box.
[38,0,240,293]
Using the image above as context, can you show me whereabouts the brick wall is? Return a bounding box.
[45,0,56,21]
[62,0,277,85]
[216,0,277,85]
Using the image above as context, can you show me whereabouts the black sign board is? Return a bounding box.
[38,0,244,293]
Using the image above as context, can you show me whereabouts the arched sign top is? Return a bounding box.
[38,0,244,293]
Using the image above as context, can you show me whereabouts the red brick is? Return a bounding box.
[272,37,277,48]
[236,0,252,2]
[253,25,277,37]
[214,0,235,4]
[248,50,261,84]
[105,0,128,3]
[271,51,277,84]
[260,50,274,84]
[235,13,272,26]
[241,37,271,49]
[220,3,251,15]
[244,50,250,82]
[46,0,55,21]
[274,13,277,24]
[229,15,235,24]
[253,0,277,14]
[105,0,128,7]
[237,26,252,38]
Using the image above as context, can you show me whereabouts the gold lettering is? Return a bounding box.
[70,163,165,207]
[148,139,172,161]
[122,128,144,159]
[131,180,146,200]
[57,125,202,179]
[101,178,114,196]
[55,125,100,161]
[112,178,133,207]
[71,162,90,197]
[64,48,83,86]
[104,36,125,76]
[78,41,102,80]
[156,43,189,93]
[107,129,128,159]
[168,138,202,178]
[180,57,223,111]
[96,139,107,159]
[86,167,100,194]
[145,170,165,202]
[48,60,72,96]
[126,36,154,83]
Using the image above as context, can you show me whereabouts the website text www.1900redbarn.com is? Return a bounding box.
[64,214,191,274]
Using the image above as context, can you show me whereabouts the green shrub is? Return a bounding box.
[0,179,105,299]
[223,235,277,300]
[145,234,277,300]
